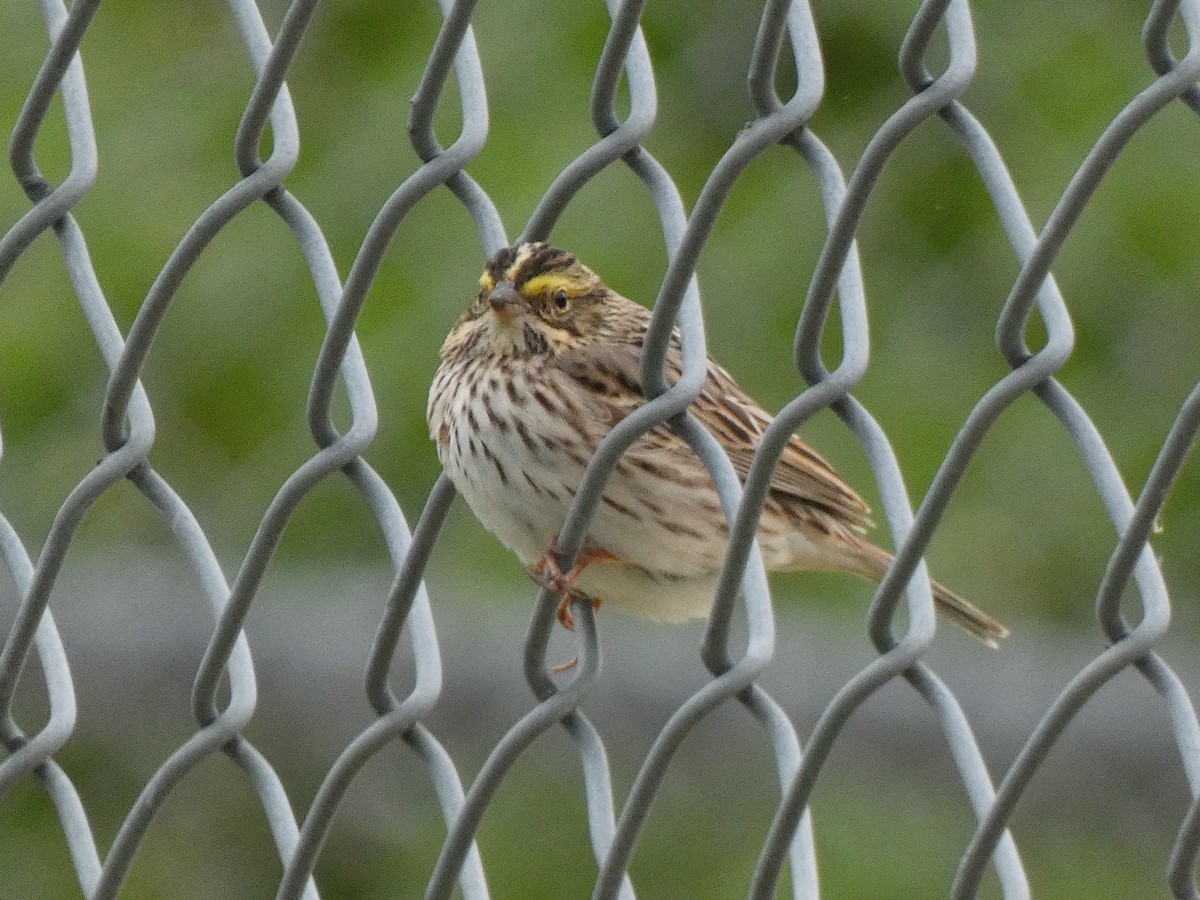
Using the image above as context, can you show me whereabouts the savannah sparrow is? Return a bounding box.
[427,242,1007,647]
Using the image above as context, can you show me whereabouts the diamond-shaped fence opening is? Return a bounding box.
[2,1,1200,898]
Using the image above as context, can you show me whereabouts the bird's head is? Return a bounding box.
[450,242,617,359]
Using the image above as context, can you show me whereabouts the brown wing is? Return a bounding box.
[690,360,872,531]
[554,308,872,532]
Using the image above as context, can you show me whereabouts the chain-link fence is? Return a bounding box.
[3,0,1200,897]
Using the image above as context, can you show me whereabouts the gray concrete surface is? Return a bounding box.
[3,553,1195,856]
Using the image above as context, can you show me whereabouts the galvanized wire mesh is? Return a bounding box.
[2,0,1200,898]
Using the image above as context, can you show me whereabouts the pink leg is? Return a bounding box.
[531,537,615,631]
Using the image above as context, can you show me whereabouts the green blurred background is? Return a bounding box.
[2,0,1199,897]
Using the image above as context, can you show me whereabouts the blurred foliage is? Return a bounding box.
[2,1,1200,896]
[0,727,1173,900]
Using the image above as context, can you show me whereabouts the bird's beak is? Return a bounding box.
[487,280,521,321]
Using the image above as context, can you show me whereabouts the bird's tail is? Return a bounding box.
[840,538,1008,648]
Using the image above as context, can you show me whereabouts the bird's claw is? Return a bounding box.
[553,594,603,632]
[530,552,581,602]
[531,538,611,631]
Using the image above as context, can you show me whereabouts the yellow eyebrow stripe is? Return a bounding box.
[479,271,495,292]
[522,273,581,297]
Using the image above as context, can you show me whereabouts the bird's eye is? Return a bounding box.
[553,289,570,311]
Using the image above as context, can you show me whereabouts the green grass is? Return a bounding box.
[0,735,1172,899]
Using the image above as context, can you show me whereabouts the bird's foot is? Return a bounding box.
[531,537,613,631]
[553,594,603,632]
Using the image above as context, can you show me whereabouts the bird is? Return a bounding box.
[427,242,1007,647]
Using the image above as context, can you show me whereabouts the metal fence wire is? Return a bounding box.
[3,0,1200,897]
